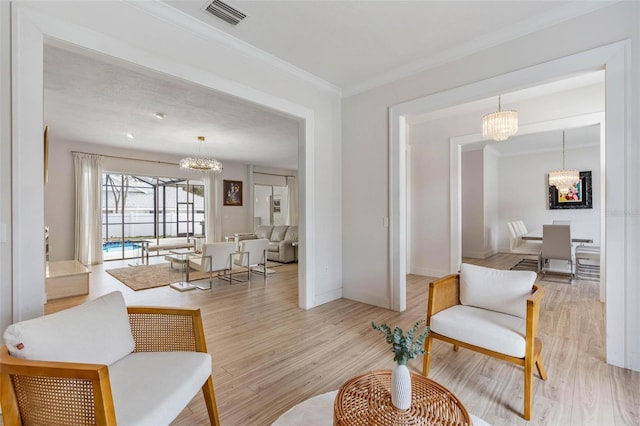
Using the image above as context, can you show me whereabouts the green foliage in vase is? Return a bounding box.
[371,319,430,365]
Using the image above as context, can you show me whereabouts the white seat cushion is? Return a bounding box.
[3,291,134,365]
[109,351,212,426]
[460,263,536,319]
[431,305,526,358]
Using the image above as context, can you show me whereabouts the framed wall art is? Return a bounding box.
[223,180,243,206]
[548,170,592,210]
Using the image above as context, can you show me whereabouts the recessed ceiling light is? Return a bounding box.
[153,112,165,120]
[126,132,134,139]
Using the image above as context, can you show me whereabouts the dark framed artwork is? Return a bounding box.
[548,170,592,210]
[223,180,243,206]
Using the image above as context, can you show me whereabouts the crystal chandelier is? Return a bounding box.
[548,131,579,194]
[482,96,518,141]
[180,136,222,173]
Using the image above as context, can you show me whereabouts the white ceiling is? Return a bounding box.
[165,0,614,94]
[43,1,613,170]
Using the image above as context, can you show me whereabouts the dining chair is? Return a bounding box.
[515,220,528,236]
[541,224,573,280]
[507,222,541,271]
[575,245,600,280]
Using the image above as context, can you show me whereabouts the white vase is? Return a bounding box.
[391,364,412,410]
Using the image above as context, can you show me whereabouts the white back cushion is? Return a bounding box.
[3,291,134,365]
[459,263,536,319]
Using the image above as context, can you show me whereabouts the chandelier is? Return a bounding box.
[179,136,222,173]
[482,96,518,141]
[548,131,579,194]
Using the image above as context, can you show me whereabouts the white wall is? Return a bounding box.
[0,1,12,333]
[461,150,484,258]
[459,146,500,259]
[44,138,257,261]
[483,147,500,256]
[406,84,604,277]
[343,2,639,370]
[457,142,601,259]
[7,1,343,320]
[497,144,601,251]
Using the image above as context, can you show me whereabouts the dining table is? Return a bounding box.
[521,230,593,244]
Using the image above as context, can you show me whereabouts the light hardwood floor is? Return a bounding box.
[34,254,640,425]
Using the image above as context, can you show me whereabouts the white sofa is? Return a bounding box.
[0,291,220,425]
[254,225,298,263]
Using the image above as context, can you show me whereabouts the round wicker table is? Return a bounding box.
[334,370,472,426]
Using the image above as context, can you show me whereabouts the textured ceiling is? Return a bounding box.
[44,44,300,170]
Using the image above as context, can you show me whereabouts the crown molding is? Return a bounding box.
[129,1,342,96]
[343,1,619,97]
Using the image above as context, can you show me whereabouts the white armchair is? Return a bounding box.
[235,238,269,283]
[188,241,237,289]
[423,263,547,420]
[0,291,220,425]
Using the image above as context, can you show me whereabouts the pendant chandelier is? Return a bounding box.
[482,95,518,141]
[548,131,579,194]
[179,136,222,173]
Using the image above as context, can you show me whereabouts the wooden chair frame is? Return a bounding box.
[0,306,220,426]
[422,274,547,420]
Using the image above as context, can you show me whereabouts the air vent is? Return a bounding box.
[205,0,247,26]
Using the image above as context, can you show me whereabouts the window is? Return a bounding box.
[102,173,204,260]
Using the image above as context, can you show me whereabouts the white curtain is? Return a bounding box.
[73,152,103,265]
[286,176,298,226]
[204,172,223,242]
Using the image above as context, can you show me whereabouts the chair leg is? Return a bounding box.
[524,356,533,420]
[201,375,221,426]
[195,269,214,290]
[536,356,548,380]
[422,335,433,376]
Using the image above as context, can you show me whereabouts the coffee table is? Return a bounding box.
[166,249,195,291]
[334,370,472,425]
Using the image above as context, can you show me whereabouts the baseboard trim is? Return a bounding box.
[343,288,390,309]
[409,267,450,279]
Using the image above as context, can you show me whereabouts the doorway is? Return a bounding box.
[390,42,628,368]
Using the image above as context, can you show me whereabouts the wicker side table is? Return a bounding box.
[334,370,472,426]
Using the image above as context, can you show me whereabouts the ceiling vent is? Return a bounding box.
[204,0,247,26]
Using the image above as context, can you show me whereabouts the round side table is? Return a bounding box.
[334,370,472,425]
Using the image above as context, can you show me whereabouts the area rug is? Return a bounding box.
[272,390,490,426]
[106,263,210,291]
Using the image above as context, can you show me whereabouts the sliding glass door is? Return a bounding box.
[102,173,204,260]
[254,184,288,229]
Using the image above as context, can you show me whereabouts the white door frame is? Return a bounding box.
[10,4,316,320]
[390,41,631,369]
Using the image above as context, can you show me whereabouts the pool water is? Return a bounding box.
[103,241,141,253]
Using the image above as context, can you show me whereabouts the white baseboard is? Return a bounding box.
[463,248,499,259]
[314,287,342,307]
[342,288,390,309]
[409,267,450,279]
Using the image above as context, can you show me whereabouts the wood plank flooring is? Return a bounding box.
[34,254,640,425]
